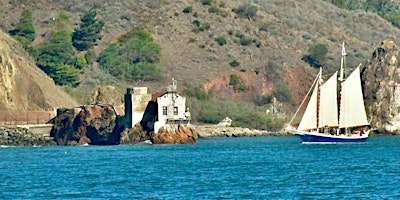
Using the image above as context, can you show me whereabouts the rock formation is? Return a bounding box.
[151,124,197,144]
[50,102,198,145]
[362,40,400,134]
[50,104,124,145]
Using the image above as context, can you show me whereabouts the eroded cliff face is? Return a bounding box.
[362,40,400,134]
[0,31,20,109]
[0,30,78,111]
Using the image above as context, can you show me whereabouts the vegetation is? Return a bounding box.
[273,83,293,103]
[233,3,258,19]
[201,0,213,6]
[302,43,328,68]
[325,0,400,28]
[229,74,247,92]
[229,60,240,67]
[36,12,80,87]
[9,9,36,55]
[6,0,400,131]
[188,98,284,131]
[72,8,104,51]
[182,6,193,13]
[97,30,162,81]
[214,36,227,46]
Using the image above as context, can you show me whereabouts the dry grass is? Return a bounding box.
[1,0,400,110]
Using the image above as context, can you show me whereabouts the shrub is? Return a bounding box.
[98,30,162,81]
[201,0,213,6]
[234,3,258,19]
[229,60,240,67]
[240,37,253,46]
[229,74,247,91]
[188,37,196,43]
[215,36,227,46]
[193,20,201,27]
[183,6,193,13]
[302,43,328,68]
[273,83,292,103]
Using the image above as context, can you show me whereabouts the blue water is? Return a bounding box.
[1,136,400,199]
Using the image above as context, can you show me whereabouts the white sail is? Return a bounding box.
[339,66,369,128]
[298,82,319,131]
[319,71,339,128]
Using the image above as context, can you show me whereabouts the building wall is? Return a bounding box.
[154,92,188,133]
[132,87,151,127]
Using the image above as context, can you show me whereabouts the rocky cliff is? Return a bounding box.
[362,40,400,134]
[51,103,198,145]
[0,30,78,111]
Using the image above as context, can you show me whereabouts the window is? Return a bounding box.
[173,107,178,115]
[163,106,167,115]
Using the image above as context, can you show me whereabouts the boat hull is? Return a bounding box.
[294,131,369,143]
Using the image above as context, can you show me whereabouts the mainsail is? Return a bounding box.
[319,72,339,128]
[339,66,369,128]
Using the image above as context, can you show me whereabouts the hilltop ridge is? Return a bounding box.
[1,0,400,119]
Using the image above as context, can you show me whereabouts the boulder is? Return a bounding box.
[51,104,123,145]
[151,124,198,144]
[120,123,150,144]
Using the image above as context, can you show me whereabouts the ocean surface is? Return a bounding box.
[1,136,400,199]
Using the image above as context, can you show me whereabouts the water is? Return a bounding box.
[1,136,400,199]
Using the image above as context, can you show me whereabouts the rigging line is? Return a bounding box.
[288,71,320,126]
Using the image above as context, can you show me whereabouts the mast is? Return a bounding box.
[338,42,346,132]
[339,42,346,82]
[316,67,322,129]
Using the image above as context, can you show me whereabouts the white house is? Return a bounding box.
[153,79,191,133]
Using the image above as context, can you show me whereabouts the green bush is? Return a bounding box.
[193,20,201,27]
[201,0,213,6]
[189,98,284,131]
[183,6,193,13]
[184,85,209,100]
[302,43,328,68]
[215,36,227,46]
[229,74,247,91]
[229,60,240,67]
[240,37,253,46]
[98,30,162,81]
[234,3,258,19]
[273,83,292,103]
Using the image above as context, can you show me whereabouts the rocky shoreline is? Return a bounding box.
[0,126,56,146]
[0,124,289,147]
[195,125,288,138]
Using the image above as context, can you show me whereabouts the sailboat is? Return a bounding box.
[288,42,370,143]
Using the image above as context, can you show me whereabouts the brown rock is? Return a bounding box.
[120,123,150,144]
[51,104,123,145]
[151,124,198,144]
[362,40,400,134]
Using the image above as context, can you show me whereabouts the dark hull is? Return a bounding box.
[297,133,368,143]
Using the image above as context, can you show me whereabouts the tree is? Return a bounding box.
[9,9,36,50]
[36,12,79,86]
[72,8,104,51]
[302,43,328,68]
[98,30,162,81]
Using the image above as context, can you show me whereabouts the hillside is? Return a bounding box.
[1,0,400,115]
[0,30,78,111]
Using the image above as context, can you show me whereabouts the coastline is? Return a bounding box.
[195,125,288,138]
